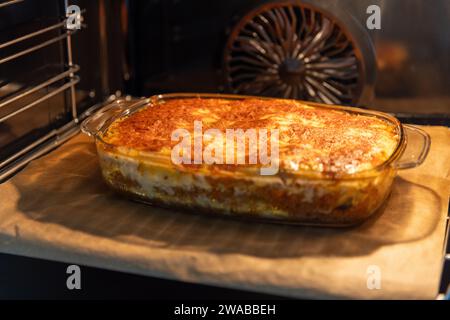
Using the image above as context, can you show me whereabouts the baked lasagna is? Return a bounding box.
[96,97,401,226]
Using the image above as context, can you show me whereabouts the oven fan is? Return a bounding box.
[224,1,375,106]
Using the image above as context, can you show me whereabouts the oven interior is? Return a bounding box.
[0,0,449,298]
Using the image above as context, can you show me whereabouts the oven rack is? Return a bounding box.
[0,0,82,181]
[437,200,450,299]
[0,0,24,9]
[0,66,80,122]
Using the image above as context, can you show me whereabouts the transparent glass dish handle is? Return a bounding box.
[394,124,431,170]
[81,98,148,137]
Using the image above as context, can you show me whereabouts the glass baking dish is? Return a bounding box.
[82,93,431,227]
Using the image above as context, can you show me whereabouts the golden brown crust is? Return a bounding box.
[102,98,399,174]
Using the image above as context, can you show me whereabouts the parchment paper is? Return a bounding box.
[0,126,449,299]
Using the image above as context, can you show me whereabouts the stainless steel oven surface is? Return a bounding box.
[0,0,448,300]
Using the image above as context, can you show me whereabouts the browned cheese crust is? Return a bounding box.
[102,98,399,175]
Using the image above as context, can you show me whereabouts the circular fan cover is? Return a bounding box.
[224,1,374,105]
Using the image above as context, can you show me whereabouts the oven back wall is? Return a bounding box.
[127,0,450,114]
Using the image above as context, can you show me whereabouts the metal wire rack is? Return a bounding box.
[0,0,81,181]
